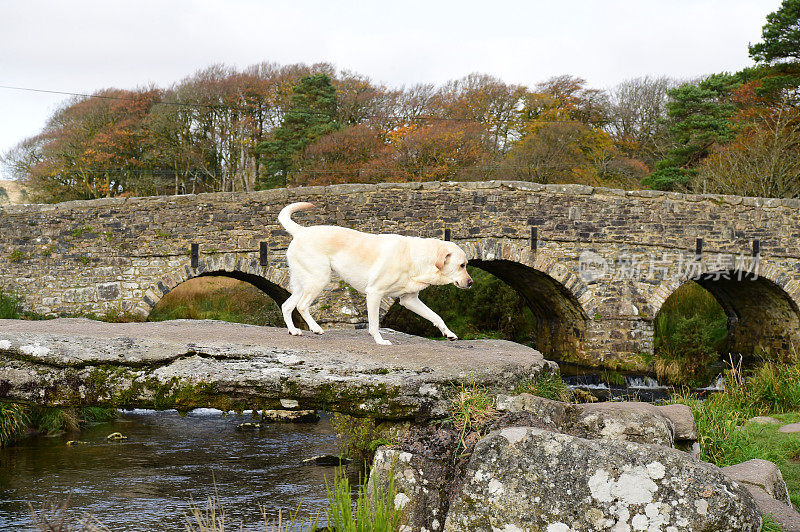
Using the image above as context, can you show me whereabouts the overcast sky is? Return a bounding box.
[0,0,780,179]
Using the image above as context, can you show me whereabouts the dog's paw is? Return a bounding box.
[375,338,393,346]
[288,328,303,336]
[312,327,325,335]
[444,330,458,341]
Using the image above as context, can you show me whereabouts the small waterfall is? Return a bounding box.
[697,374,726,392]
[625,375,666,389]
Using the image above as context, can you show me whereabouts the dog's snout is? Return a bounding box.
[466,278,473,288]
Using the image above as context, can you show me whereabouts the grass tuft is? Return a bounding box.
[326,469,400,532]
[1,404,118,447]
[0,402,30,446]
[514,371,572,402]
[448,380,496,454]
[0,287,23,319]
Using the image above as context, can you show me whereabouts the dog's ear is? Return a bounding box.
[435,245,451,271]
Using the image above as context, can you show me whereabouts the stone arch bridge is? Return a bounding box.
[2,181,800,370]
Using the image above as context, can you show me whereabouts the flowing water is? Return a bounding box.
[0,409,343,531]
[558,362,725,402]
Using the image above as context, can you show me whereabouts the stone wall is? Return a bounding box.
[2,180,800,368]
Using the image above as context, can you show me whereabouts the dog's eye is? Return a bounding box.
[460,264,466,269]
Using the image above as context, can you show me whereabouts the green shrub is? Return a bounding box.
[0,287,22,319]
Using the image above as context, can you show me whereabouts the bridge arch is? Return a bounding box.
[387,238,593,359]
[136,254,292,317]
[652,262,800,358]
[459,238,597,317]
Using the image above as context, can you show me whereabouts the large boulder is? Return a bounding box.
[571,402,674,448]
[0,319,556,420]
[722,459,800,531]
[444,427,760,531]
[497,394,699,451]
[368,426,461,532]
[722,458,791,504]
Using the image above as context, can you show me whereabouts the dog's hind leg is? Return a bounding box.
[282,286,304,336]
[399,293,458,340]
[295,275,328,335]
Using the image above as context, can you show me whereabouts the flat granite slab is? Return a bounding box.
[0,318,556,420]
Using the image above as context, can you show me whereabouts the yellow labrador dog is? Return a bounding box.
[279,202,473,345]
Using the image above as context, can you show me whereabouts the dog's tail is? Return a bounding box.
[278,202,315,236]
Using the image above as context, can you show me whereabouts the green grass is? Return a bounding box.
[326,470,401,532]
[671,354,800,511]
[761,513,785,532]
[0,402,30,447]
[653,281,729,386]
[0,287,22,319]
[514,371,572,402]
[0,404,118,447]
[148,276,283,326]
[448,380,497,455]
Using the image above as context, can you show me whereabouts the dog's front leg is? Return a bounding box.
[399,294,458,340]
[366,291,391,345]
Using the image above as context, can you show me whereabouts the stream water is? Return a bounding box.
[0,409,342,531]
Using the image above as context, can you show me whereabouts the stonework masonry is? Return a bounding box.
[2,180,800,369]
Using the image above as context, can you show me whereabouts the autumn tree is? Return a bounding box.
[691,106,800,198]
[437,73,528,155]
[294,123,387,185]
[503,121,620,185]
[387,122,491,181]
[4,88,164,202]
[535,75,609,127]
[605,76,676,167]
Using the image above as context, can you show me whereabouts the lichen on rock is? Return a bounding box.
[444,427,760,531]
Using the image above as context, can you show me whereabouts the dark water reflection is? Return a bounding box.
[0,409,341,531]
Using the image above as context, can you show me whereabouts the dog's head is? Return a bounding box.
[433,241,473,289]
